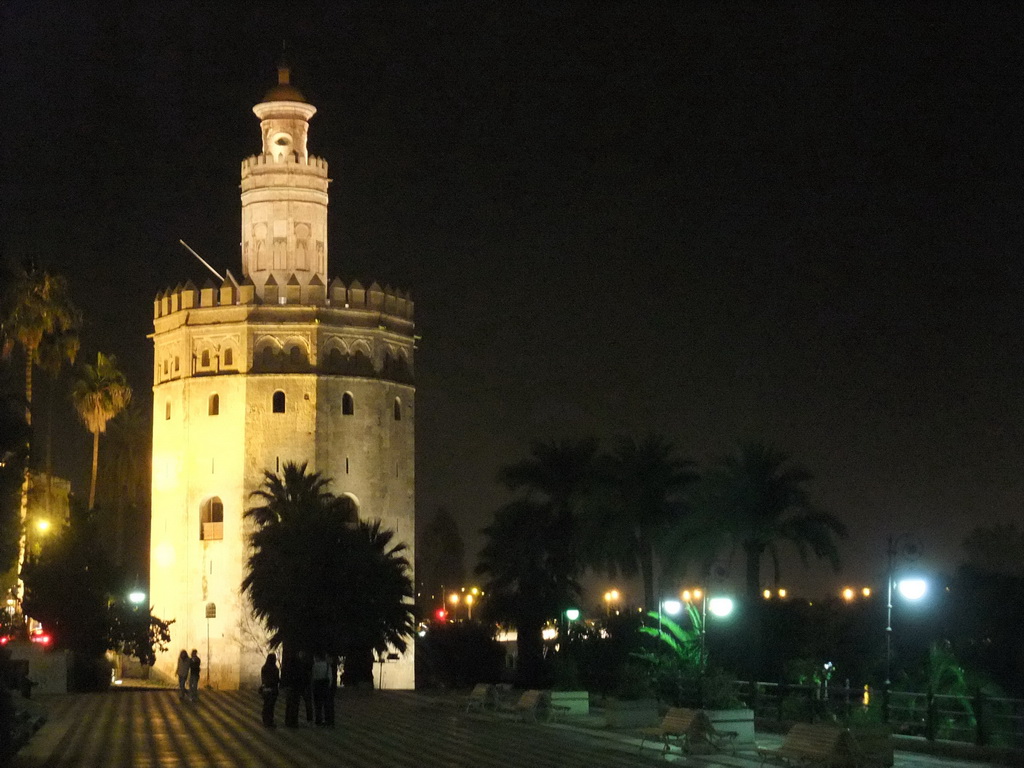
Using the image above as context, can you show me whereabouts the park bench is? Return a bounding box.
[496,689,548,722]
[758,722,859,767]
[639,707,738,755]
[464,683,496,713]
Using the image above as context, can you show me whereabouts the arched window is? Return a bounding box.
[223,348,233,366]
[272,391,286,413]
[209,394,220,416]
[200,497,224,541]
[201,350,210,367]
[393,398,402,421]
[342,392,354,416]
[289,346,304,366]
[165,401,171,420]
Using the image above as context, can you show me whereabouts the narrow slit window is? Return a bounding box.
[201,350,210,367]
[393,398,401,421]
[223,348,233,366]
[165,401,171,420]
[174,356,180,372]
[342,392,354,416]
[209,394,220,416]
[272,391,286,413]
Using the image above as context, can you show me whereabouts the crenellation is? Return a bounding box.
[264,274,280,305]
[349,280,365,308]
[181,281,197,310]
[200,280,217,308]
[329,277,346,306]
[368,281,384,310]
[285,274,302,304]
[220,270,240,306]
[307,273,326,305]
[239,276,255,305]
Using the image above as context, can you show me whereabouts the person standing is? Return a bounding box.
[260,653,280,727]
[188,649,201,702]
[311,652,329,726]
[324,655,338,727]
[175,650,190,700]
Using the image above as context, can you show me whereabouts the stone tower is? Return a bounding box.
[149,66,416,690]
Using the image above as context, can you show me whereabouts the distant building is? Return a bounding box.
[149,66,416,689]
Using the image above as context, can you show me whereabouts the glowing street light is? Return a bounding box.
[465,592,475,620]
[884,534,928,721]
[661,599,682,616]
[128,591,147,606]
[603,589,620,616]
[707,597,734,618]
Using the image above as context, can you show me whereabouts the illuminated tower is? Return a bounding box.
[149,66,416,689]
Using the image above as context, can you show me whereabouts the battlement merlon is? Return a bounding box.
[241,154,328,173]
[153,274,414,326]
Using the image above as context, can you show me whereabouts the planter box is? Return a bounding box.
[550,690,589,717]
[604,698,659,728]
[705,708,755,748]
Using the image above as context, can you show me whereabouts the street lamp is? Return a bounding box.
[465,593,474,620]
[128,591,147,606]
[603,589,620,617]
[884,534,926,721]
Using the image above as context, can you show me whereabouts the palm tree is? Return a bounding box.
[694,443,847,601]
[72,353,132,509]
[0,260,81,584]
[242,462,414,665]
[476,499,581,687]
[499,437,600,596]
[584,435,698,610]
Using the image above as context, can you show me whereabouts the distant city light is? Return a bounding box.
[565,608,580,621]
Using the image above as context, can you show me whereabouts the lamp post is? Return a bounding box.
[884,534,925,722]
[603,589,620,618]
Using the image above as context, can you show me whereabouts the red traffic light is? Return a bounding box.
[434,608,448,622]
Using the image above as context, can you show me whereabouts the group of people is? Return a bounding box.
[259,651,338,728]
[175,649,201,702]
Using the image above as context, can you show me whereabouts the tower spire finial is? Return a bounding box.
[278,40,291,85]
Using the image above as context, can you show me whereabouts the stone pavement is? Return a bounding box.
[12,688,996,768]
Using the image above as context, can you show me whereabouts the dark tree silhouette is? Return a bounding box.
[242,462,415,669]
[584,434,697,610]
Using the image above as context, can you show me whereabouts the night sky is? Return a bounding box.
[3,2,1023,599]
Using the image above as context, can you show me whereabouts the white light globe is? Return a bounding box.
[708,597,734,617]
[128,591,146,605]
[897,578,927,601]
[661,600,682,616]
[565,608,580,621]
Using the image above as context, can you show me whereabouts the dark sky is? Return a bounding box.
[3,2,1023,599]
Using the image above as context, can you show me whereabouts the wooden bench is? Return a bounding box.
[464,683,495,713]
[758,722,857,767]
[495,689,549,722]
[639,707,738,755]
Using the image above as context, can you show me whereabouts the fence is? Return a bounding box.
[734,681,1024,750]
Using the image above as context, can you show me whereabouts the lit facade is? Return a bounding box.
[149,67,415,689]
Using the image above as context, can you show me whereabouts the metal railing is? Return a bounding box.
[734,681,1024,749]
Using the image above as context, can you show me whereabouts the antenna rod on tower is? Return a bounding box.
[179,240,224,282]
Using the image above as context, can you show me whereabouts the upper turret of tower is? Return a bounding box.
[253,64,317,161]
[241,65,329,295]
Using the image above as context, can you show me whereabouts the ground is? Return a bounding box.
[13,688,995,768]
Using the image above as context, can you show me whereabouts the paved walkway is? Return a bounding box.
[12,688,996,768]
